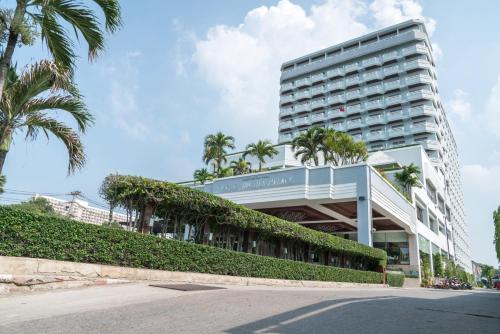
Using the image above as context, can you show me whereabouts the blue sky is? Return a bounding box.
[2,0,500,267]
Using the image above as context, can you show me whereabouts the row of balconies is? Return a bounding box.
[279,89,435,117]
[279,114,439,135]
[280,73,434,105]
[280,57,432,93]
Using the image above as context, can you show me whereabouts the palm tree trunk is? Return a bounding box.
[258,161,262,172]
[0,127,13,174]
[0,1,27,101]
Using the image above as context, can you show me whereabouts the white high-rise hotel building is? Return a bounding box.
[277,20,470,271]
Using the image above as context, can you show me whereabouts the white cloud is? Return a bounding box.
[462,164,500,192]
[447,89,472,121]
[192,0,436,145]
[484,74,500,139]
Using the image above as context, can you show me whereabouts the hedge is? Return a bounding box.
[0,206,384,284]
[100,174,387,267]
[386,272,405,287]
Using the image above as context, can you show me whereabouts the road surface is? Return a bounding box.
[1,283,499,333]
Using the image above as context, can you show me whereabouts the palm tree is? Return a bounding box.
[0,61,93,174]
[0,0,122,100]
[230,157,252,175]
[193,168,213,185]
[291,126,324,166]
[0,174,5,194]
[243,140,278,172]
[394,163,422,197]
[320,129,368,166]
[203,132,235,177]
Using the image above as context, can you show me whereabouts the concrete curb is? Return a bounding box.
[0,256,387,294]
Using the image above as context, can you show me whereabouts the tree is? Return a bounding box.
[320,129,368,166]
[494,206,500,263]
[482,265,494,288]
[243,140,277,172]
[193,168,213,185]
[203,132,235,177]
[0,0,122,101]
[291,125,324,166]
[433,253,444,277]
[230,157,251,175]
[10,196,58,215]
[99,173,121,222]
[0,61,93,174]
[394,163,422,198]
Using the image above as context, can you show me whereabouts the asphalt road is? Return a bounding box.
[1,283,499,334]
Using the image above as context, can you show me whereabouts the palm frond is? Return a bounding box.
[24,113,86,174]
[92,0,122,33]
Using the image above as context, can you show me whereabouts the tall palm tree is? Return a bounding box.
[394,163,422,197]
[0,174,5,194]
[243,140,278,172]
[291,125,324,166]
[230,157,252,175]
[0,0,122,100]
[203,132,235,177]
[0,61,93,174]
[193,168,213,185]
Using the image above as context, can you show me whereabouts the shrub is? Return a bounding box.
[99,174,387,268]
[0,206,384,284]
[386,272,405,287]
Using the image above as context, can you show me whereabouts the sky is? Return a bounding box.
[2,0,499,267]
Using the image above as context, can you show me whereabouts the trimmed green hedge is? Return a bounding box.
[387,272,405,287]
[101,174,387,267]
[0,206,383,284]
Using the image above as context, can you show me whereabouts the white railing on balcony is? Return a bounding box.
[366,114,384,125]
[327,68,344,78]
[311,85,325,95]
[364,70,382,81]
[345,62,360,72]
[407,89,433,100]
[295,90,311,100]
[384,80,401,91]
[362,57,382,67]
[311,112,325,122]
[402,44,429,56]
[387,109,404,121]
[346,119,363,129]
[345,76,360,85]
[311,72,325,83]
[409,105,436,117]
[294,117,310,127]
[294,102,311,113]
[279,133,293,142]
[383,66,399,76]
[327,109,345,119]
[280,94,294,104]
[311,98,326,109]
[385,94,402,105]
[406,74,432,86]
[417,139,440,150]
[278,120,294,130]
[387,127,405,137]
[280,107,293,116]
[411,121,439,133]
[327,95,344,105]
[295,77,311,87]
[346,104,361,114]
[364,84,383,95]
[280,81,294,92]
[382,51,398,61]
[327,81,344,91]
[345,90,360,100]
[366,131,385,141]
[329,122,344,130]
[365,99,384,109]
[404,59,430,71]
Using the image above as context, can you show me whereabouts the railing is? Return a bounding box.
[387,109,404,121]
[345,76,360,85]
[327,68,344,78]
[346,104,361,113]
[311,112,325,122]
[311,99,326,109]
[345,90,361,100]
[387,127,405,138]
[404,59,430,71]
[280,94,294,105]
[366,114,384,125]
[402,44,429,56]
[345,62,359,72]
[385,94,402,105]
[294,102,311,113]
[409,105,436,117]
[327,95,344,105]
[365,99,384,109]
[279,133,293,142]
[346,119,363,129]
[294,77,311,87]
[383,66,399,76]
[364,70,382,81]
[327,81,344,91]
[311,86,326,95]
[326,109,345,119]
[295,90,311,100]
[364,85,383,95]
[366,131,385,141]
[294,117,310,127]
[279,107,293,116]
[384,80,401,91]
[329,122,344,130]
[362,57,382,67]
[407,90,433,100]
[311,73,325,83]
[406,74,432,86]
[278,121,294,130]
[382,51,398,61]
[411,122,439,133]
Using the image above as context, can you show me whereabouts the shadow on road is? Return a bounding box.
[226,291,500,334]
